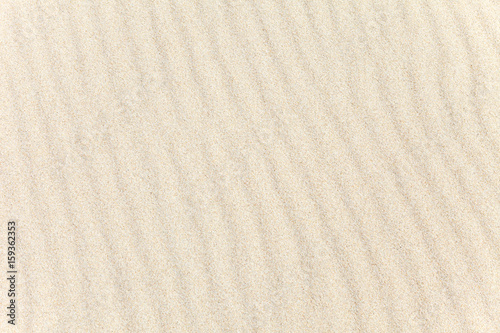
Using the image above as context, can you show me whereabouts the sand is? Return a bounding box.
[1,0,499,331]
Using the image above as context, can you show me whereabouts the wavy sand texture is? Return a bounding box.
[1,0,499,332]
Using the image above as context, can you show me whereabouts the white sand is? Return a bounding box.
[1,0,499,331]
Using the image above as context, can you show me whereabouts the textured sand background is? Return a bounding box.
[1,0,500,332]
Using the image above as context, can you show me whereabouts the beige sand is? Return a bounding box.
[1,0,499,332]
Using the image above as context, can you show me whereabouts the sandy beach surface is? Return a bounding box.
[1,1,500,331]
